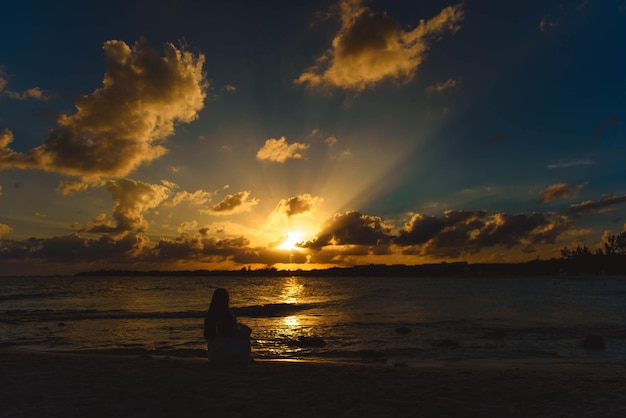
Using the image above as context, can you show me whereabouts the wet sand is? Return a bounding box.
[2,349,626,417]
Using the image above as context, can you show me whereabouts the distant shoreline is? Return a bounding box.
[72,258,626,278]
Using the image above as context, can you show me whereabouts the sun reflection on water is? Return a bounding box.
[280,276,304,305]
[283,315,300,330]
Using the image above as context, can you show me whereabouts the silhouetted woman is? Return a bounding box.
[204,288,251,363]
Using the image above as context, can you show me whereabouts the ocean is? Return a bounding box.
[1,274,625,366]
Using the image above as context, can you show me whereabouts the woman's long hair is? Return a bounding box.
[204,288,237,340]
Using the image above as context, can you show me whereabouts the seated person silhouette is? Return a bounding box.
[204,288,251,363]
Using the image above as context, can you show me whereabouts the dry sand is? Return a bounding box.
[2,349,626,417]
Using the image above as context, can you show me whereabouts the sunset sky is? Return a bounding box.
[1,0,625,275]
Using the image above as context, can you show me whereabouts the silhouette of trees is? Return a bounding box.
[560,232,626,274]
[604,231,626,256]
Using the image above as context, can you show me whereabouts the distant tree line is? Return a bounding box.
[560,231,626,274]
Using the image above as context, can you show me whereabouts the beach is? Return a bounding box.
[2,349,626,417]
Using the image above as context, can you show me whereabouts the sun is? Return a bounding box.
[278,231,303,251]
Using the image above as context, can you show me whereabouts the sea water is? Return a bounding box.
[1,274,625,366]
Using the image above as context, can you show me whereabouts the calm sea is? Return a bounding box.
[1,275,625,366]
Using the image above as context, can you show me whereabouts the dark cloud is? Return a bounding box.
[276,194,321,217]
[301,211,393,249]
[396,210,486,246]
[0,233,151,263]
[0,39,207,181]
[396,210,572,259]
[81,179,171,233]
[425,77,459,93]
[209,191,259,215]
[566,195,626,216]
[155,235,249,261]
[538,182,586,204]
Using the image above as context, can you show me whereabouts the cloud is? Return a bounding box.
[592,116,621,138]
[538,17,559,32]
[0,71,49,101]
[0,232,153,264]
[3,87,49,101]
[425,77,459,93]
[296,1,463,91]
[575,0,590,12]
[538,183,586,204]
[396,210,486,246]
[0,39,207,181]
[208,191,259,215]
[156,233,252,261]
[0,223,11,238]
[302,211,393,249]
[256,137,309,163]
[396,210,572,258]
[547,159,594,169]
[56,180,89,196]
[177,220,198,234]
[81,178,171,233]
[566,195,626,216]
[275,194,322,217]
[0,129,13,149]
[171,189,213,206]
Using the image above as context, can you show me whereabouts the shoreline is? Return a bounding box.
[3,348,626,417]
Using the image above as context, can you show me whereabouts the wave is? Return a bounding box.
[0,291,73,302]
[0,302,318,323]
[0,309,206,323]
[233,302,317,318]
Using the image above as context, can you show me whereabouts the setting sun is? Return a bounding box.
[278,231,304,251]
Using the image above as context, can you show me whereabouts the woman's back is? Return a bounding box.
[203,288,251,363]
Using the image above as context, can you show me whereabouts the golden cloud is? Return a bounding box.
[0,72,49,101]
[0,39,207,181]
[0,223,11,238]
[56,180,90,196]
[538,183,586,204]
[296,1,463,91]
[171,189,213,206]
[256,137,309,163]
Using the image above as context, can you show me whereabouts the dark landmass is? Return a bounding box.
[76,257,626,278]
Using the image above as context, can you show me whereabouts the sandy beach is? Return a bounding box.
[1,349,626,417]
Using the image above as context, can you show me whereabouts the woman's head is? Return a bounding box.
[209,288,230,312]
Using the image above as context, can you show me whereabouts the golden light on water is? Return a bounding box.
[283,315,300,329]
[279,276,304,304]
